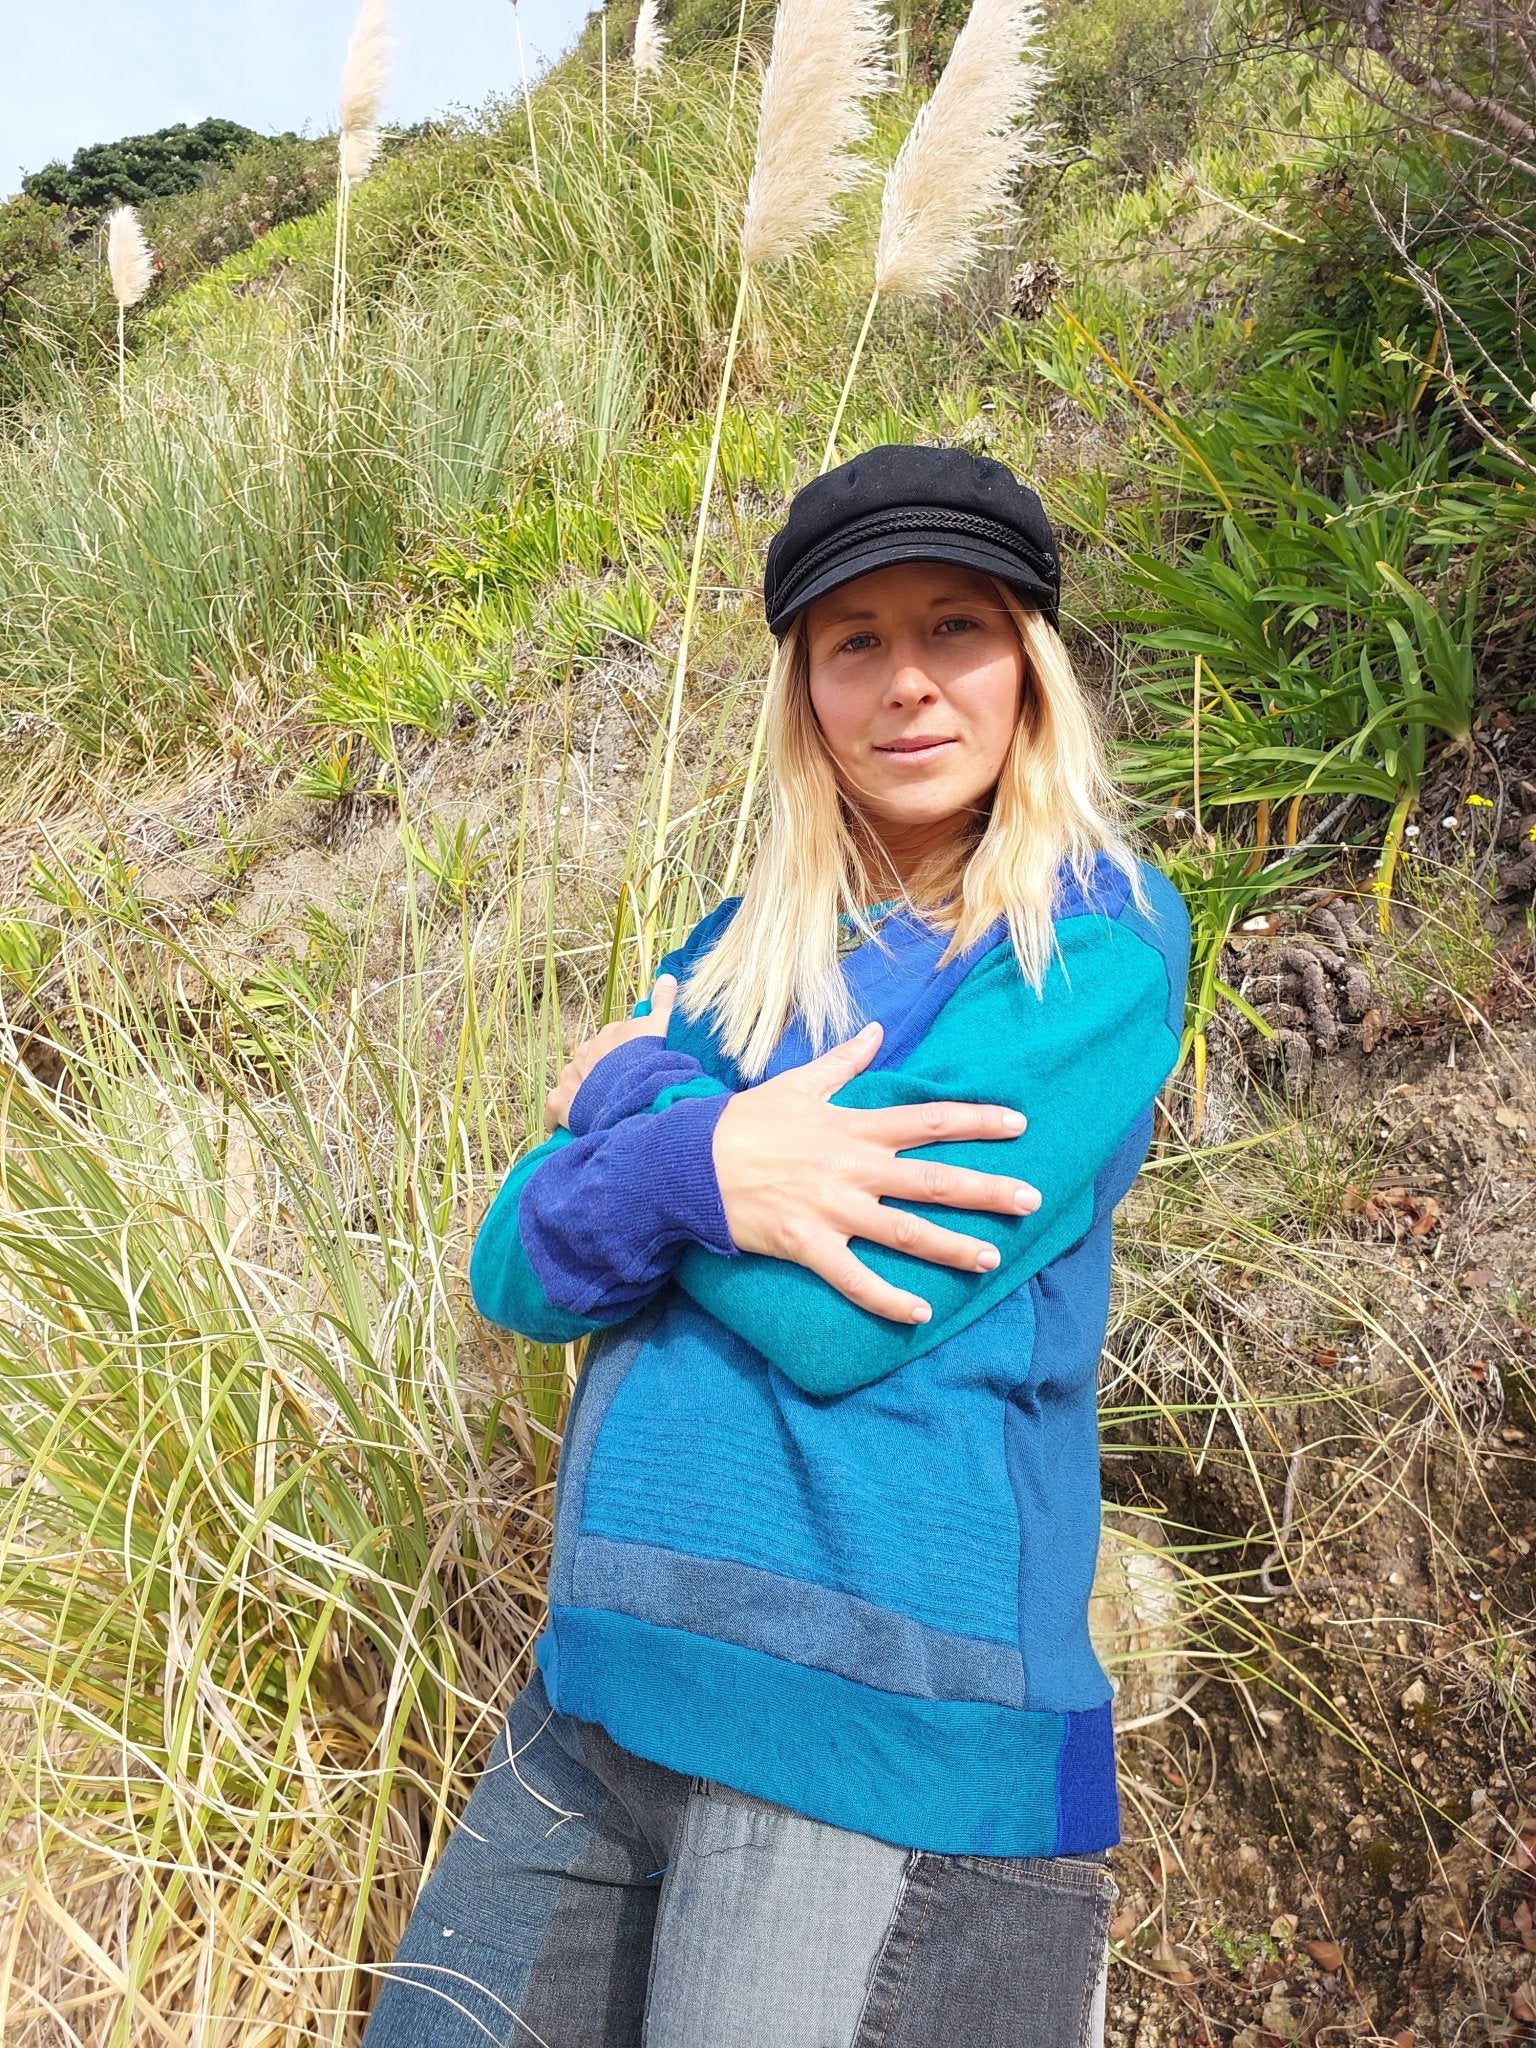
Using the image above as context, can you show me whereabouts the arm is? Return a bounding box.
[466,914,742,1342]
[470,1087,738,1339]
[468,1127,603,1344]
[676,871,1191,1397]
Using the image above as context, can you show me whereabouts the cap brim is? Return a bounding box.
[769,533,1057,637]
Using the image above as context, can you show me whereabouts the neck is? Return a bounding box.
[855,808,981,902]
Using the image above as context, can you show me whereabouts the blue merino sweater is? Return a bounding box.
[469,854,1190,1856]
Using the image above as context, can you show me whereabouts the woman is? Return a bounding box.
[364,444,1190,2048]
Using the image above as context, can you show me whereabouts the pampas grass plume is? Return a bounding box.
[741,0,891,267]
[106,205,154,309]
[340,0,389,138]
[339,0,389,186]
[331,0,390,359]
[874,0,1050,299]
[633,0,667,78]
[106,204,154,411]
[339,126,382,185]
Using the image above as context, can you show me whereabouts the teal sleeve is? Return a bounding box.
[467,1127,608,1343]
[674,892,1189,1398]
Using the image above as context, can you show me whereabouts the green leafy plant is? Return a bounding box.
[29,840,144,922]
[1039,323,1499,926]
[1155,838,1328,1138]
[591,568,663,647]
[313,622,478,755]
[294,734,375,801]
[0,915,60,997]
[420,486,621,629]
[398,816,497,910]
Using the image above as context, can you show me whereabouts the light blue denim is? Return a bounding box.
[362,1662,1116,2048]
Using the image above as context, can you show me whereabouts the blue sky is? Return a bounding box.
[1,0,594,199]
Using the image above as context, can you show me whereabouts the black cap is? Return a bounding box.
[763,444,1061,639]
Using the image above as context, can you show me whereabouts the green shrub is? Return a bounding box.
[0,193,69,299]
[1046,0,1218,177]
[145,135,335,293]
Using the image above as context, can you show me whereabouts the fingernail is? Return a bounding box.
[1001,1109,1025,1133]
[1014,1186,1041,1212]
[909,1301,931,1323]
[860,1022,880,1037]
[977,1245,1001,1271]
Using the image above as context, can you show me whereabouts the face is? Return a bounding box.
[803,562,1026,837]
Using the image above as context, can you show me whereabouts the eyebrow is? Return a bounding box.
[814,592,979,629]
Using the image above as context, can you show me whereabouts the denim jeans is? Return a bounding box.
[362,1660,1116,2048]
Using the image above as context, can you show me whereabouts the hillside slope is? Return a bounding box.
[0,0,1531,2041]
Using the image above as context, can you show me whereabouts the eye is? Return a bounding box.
[935,614,979,635]
[834,630,879,653]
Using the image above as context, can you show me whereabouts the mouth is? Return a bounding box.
[872,736,957,760]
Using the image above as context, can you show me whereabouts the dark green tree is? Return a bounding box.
[22,119,284,211]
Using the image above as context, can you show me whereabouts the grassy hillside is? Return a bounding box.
[0,1,1532,2041]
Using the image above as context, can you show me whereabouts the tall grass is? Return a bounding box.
[0,892,518,2042]
[0,621,772,2038]
[0,67,786,796]
[0,275,646,787]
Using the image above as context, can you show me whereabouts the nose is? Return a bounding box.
[883,632,939,704]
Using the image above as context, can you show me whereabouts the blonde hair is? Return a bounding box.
[679,579,1145,1079]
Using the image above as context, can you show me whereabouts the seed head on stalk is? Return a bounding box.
[508,0,543,189]
[633,0,667,106]
[339,0,389,176]
[331,0,391,359]
[639,0,891,973]
[875,0,1049,299]
[106,205,155,415]
[820,0,1051,469]
[740,0,891,265]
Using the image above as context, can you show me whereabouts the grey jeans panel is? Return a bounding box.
[851,1850,1118,2048]
[642,1779,909,2048]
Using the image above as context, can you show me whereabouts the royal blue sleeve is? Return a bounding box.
[468,1129,603,1343]
[466,918,742,1341]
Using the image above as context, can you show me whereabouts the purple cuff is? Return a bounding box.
[569,1037,715,1135]
[640,1092,739,1257]
[517,1090,740,1321]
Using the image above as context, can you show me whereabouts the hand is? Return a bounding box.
[711,1019,1041,1325]
[544,974,679,1133]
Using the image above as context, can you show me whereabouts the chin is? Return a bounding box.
[871,792,970,826]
